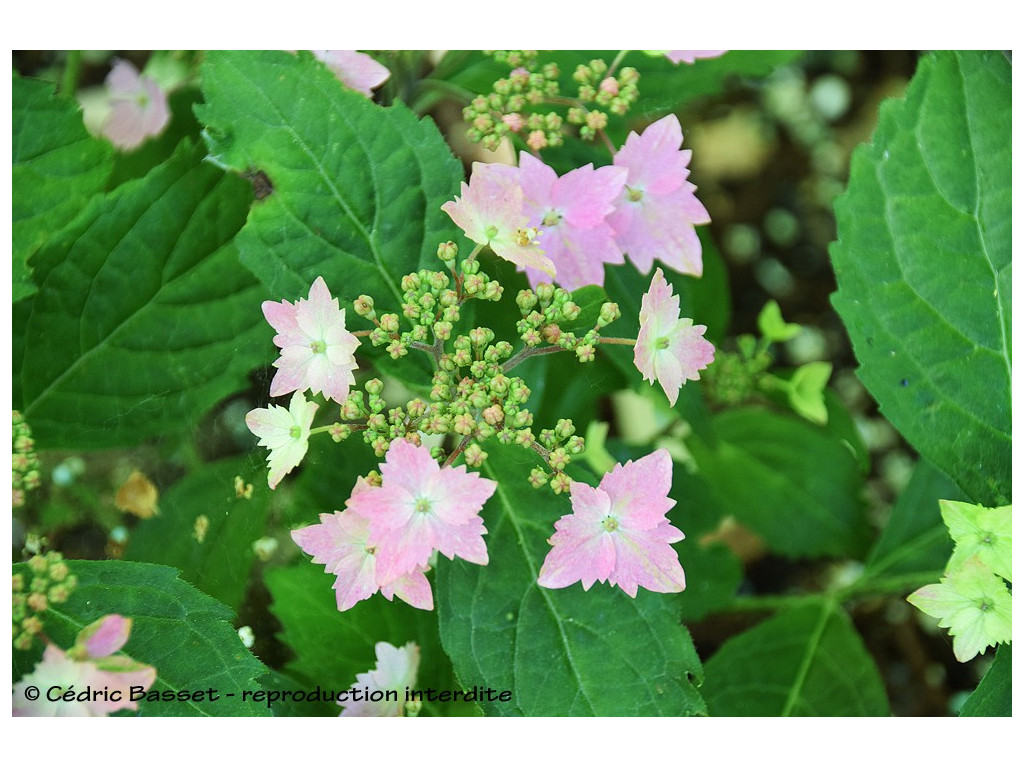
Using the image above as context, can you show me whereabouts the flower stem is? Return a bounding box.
[502,344,568,372]
[607,50,630,78]
[597,336,637,346]
[442,434,473,467]
[60,50,82,96]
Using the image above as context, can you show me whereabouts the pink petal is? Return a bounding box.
[312,50,390,96]
[599,449,676,529]
[80,615,132,659]
[614,114,690,195]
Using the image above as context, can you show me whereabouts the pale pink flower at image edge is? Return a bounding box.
[262,276,360,404]
[665,51,727,65]
[635,268,715,406]
[538,449,687,597]
[13,615,156,717]
[607,114,710,277]
[340,641,420,717]
[311,50,390,96]
[517,152,627,291]
[100,59,170,150]
[441,162,556,277]
[347,439,497,585]
[291,478,434,612]
[246,391,318,489]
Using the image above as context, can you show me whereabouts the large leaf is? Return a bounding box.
[123,457,271,611]
[12,74,114,301]
[196,50,464,307]
[959,643,1011,717]
[19,140,269,449]
[687,407,870,558]
[703,601,889,716]
[435,444,705,716]
[830,51,1011,506]
[13,560,269,716]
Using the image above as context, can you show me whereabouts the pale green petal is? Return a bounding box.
[941,500,1012,581]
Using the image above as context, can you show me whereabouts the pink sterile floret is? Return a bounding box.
[607,114,710,276]
[517,153,627,291]
[262,276,360,404]
[634,268,715,406]
[311,50,390,96]
[291,478,434,612]
[441,162,556,277]
[665,51,727,65]
[13,615,157,717]
[339,641,420,717]
[100,59,170,151]
[347,439,497,585]
[538,449,686,597]
[246,391,318,489]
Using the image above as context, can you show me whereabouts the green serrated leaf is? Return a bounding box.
[13,560,269,716]
[687,406,870,558]
[123,458,271,611]
[830,51,1011,506]
[196,50,464,308]
[703,601,890,716]
[13,74,114,300]
[19,140,269,449]
[436,444,705,716]
[960,643,1011,716]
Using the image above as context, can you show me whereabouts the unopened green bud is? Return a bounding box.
[549,447,570,471]
[535,283,554,305]
[379,313,400,333]
[598,302,621,326]
[365,378,384,397]
[438,241,458,264]
[463,443,488,468]
[401,274,422,292]
[555,419,575,440]
[515,429,534,446]
[354,295,375,317]
[565,435,585,454]
[539,428,557,449]
[410,325,429,342]
[529,468,549,489]
[576,343,596,363]
[550,472,571,494]
[370,436,390,457]
[387,339,409,359]
[328,424,352,442]
[561,301,581,321]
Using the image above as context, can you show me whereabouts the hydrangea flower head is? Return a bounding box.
[441,162,556,277]
[907,556,1012,663]
[517,153,627,290]
[100,59,171,150]
[634,268,715,406]
[291,478,433,612]
[339,641,420,717]
[538,449,687,597]
[665,51,727,65]
[347,439,497,584]
[262,276,360,403]
[246,391,318,489]
[607,114,710,276]
[13,614,156,717]
[311,50,390,96]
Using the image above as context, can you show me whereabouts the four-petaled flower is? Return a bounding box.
[246,391,318,489]
[538,449,687,597]
[607,114,710,276]
[339,641,420,717]
[634,268,715,406]
[262,276,360,404]
[346,439,497,585]
[441,162,556,277]
[13,615,156,717]
[311,50,390,96]
[100,59,171,151]
[517,153,627,290]
[907,556,1012,663]
[291,477,434,612]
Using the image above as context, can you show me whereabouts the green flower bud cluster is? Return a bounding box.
[13,552,76,650]
[514,284,619,363]
[702,333,773,408]
[527,418,586,494]
[567,60,640,141]
[462,53,563,152]
[12,411,41,510]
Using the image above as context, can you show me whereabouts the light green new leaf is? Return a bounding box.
[196,50,464,307]
[703,601,889,716]
[436,444,705,716]
[19,140,269,449]
[13,75,114,301]
[123,457,272,611]
[13,560,269,716]
[830,51,1011,506]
